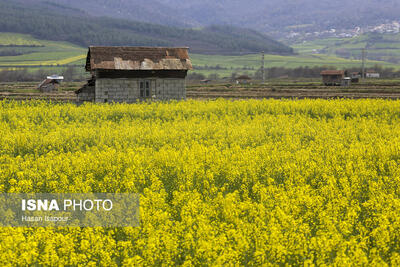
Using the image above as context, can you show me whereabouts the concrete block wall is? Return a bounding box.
[77,86,95,102]
[77,91,95,102]
[95,78,186,103]
[162,79,186,100]
[95,78,139,103]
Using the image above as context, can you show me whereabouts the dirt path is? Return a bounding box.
[2,82,400,102]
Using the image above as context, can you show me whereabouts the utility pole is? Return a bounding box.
[361,48,366,79]
[261,51,265,83]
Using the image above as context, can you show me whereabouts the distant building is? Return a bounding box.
[366,71,380,78]
[201,79,211,84]
[76,46,193,103]
[321,70,345,86]
[235,75,252,84]
[350,72,361,83]
[341,77,351,87]
[37,75,64,93]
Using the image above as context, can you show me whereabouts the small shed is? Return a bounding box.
[38,75,64,92]
[321,70,345,86]
[341,77,351,87]
[76,46,193,103]
[235,75,252,84]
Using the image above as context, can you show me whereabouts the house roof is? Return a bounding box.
[321,70,345,75]
[85,46,193,71]
[37,79,59,89]
[47,75,64,80]
[236,75,251,80]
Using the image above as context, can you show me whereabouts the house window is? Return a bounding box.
[140,80,151,98]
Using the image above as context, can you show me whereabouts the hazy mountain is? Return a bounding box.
[0,0,293,55]
[39,0,400,35]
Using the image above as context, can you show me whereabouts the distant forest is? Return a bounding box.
[0,0,293,55]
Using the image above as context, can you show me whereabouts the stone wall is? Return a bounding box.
[95,78,186,103]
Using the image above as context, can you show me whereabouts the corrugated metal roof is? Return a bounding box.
[37,79,60,89]
[85,46,193,71]
[47,75,64,80]
[321,70,345,75]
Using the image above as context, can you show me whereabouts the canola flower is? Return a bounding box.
[0,99,400,266]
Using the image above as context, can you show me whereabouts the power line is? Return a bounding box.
[362,48,366,79]
[261,51,265,83]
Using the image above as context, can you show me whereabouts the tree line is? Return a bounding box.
[0,67,85,82]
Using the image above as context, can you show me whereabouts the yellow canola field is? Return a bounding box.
[55,54,86,65]
[1,99,400,265]
[0,54,86,67]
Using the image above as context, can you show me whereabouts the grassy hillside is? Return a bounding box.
[0,33,43,47]
[293,33,400,64]
[0,33,86,67]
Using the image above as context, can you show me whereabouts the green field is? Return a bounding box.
[0,32,399,78]
[293,33,400,64]
[190,53,399,77]
[0,33,86,66]
[0,32,43,46]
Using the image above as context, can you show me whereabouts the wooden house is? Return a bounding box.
[38,75,64,92]
[76,46,193,103]
[321,70,345,86]
[235,75,252,84]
